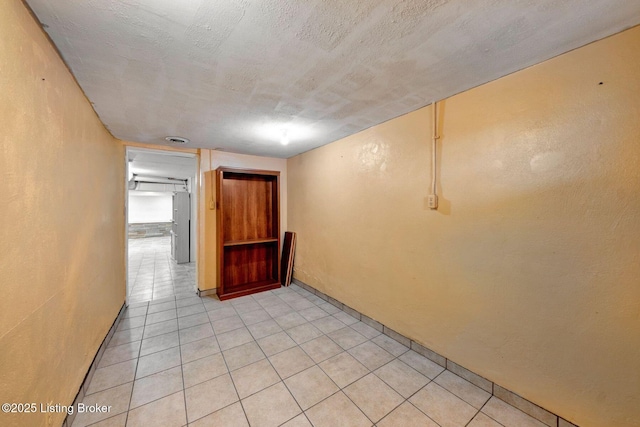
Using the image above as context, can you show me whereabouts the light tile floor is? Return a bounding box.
[128,236,196,303]
[73,285,548,427]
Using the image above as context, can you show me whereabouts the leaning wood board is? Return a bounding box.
[280,231,296,287]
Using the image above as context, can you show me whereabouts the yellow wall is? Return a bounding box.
[0,2,125,426]
[288,27,640,427]
[199,150,287,291]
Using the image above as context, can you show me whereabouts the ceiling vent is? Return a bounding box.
[165,136,190,145]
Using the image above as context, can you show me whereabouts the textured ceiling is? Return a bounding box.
[26,0,640,158]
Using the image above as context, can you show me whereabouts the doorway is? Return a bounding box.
[125,147,198,305]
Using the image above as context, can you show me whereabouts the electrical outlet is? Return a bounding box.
[209,200,215,210]
[428,194,438,209]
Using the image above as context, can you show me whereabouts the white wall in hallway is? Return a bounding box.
[128,192,172,223]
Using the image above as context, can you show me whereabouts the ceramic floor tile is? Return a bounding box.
[239,308,271,325]
[129,366,183,409]
[116,316,146,331]
[257,295,283,308]
[298,306,329,322]
[288,298,316,311]
[145,310,177,325]
[109,327,144,347]
[189,402,249,427]
[274,312,308,329]
[85,359,137,395]
[217,327,255,351]
[179,323,214,345]
[333,311,359,326]
[71,382,132,427]
[176,296,203,308]
[399,350,446,379]
[203,299,226,312]
[142,319,178,339]
[257,331,297,356]
[136,346,181,379]
[98,341,141,368]
[468,412,504,427]
[123,307,148,319]
[247,319,283,339]
[265,304,295,318]
[268,346,316,379]
[434,370,491,409]
[285,322,324,344]
[344,373,404,423]
[281,413,313,427]
[234,301,263,314]
[350,322,382,339]
[377,402,439,427]
[177,303,205,318]
[318,352,369,388]
[300,335,343,363]
[149,296,177,306]
[481,397,547,427]
[147,300,176,314]
[348,341,395,371]
[81,280,552,427]
[304,391,371,427]
[212,315,245,334]
[223,342,266,371]
[177,312,210,329]
[374,359,430,398]
[139,331,180,356]
[285,365,339,410]
[185,374,239,423]
[183,352,228,388]
[127,391,187,427]
[372,334,410,357]
[231,359,281,398]
[305,295,326,306]
[312,316,346,334]
[327,327,368,350]
[208,306,239,321]
[409,382,478,427]
[180,336,220,364]
[242,382,302,427]
[317,302,341,315]
[87,413,127,427]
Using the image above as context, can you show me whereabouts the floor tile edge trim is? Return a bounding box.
[198,287,218,297]
[291,278,579,427]
[62,302,127,427]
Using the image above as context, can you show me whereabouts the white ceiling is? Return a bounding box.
[27,0,640,158]
[128,149,196,180]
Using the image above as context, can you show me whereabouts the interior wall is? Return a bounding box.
[198,150,287,291]
[287,27,640,427]
[0,1,125,427]
[128,193,173,223]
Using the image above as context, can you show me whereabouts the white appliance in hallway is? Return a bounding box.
[171,191,190,263]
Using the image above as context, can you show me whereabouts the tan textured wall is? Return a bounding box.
[0,2,125,426]
[288,27,640,427]
[198,150,287,291]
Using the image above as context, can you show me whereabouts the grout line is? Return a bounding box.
[294,278,568,427]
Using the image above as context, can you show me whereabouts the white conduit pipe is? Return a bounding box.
[432,101,438,196]
[428,100,440,210]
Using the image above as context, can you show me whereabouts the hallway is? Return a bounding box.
[70,285,546,427]
[128,236,196,304]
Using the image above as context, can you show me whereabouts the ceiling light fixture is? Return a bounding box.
[165,136,190,145]
[255,122,316,146]
[280,130,290,146]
